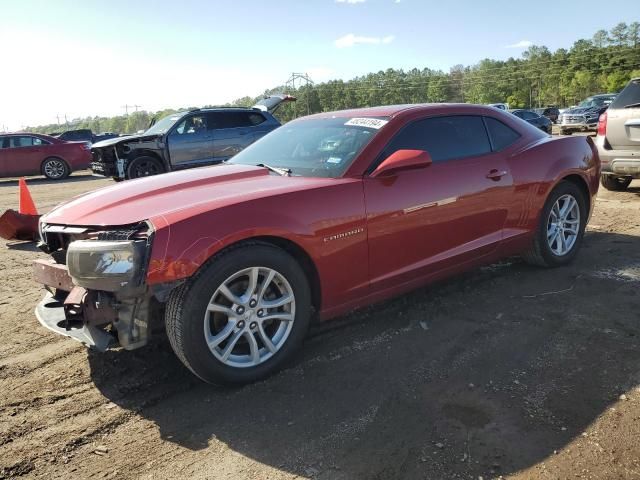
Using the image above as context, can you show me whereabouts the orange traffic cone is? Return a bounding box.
[0,178,40,241]
[18,177,38,216]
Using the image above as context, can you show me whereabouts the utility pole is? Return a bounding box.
[285,73,314,118]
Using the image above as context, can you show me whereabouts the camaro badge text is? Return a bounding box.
[323,227,365,243]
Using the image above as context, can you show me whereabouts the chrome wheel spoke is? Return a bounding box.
[261,312,294,322]
[245,332,260,364]
[257,323,277,353]
[260,294,293,309]
[207,302,236,316]
[220,330,244,361]
[258,270,276,301]
[207,321,235,348]
[219,284,242,305]
[244,267,260,300]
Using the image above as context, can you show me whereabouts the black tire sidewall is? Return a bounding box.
[536,182,587,267]
[42,157,69,180]
[127,156,163,179]
[601,175,632,191]
[169,245,312,384]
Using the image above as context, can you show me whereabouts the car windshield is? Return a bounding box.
[143,113,186,135]
[578,96,615,108]
[228,116,388,177]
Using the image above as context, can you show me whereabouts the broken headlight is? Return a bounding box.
[66,240,147,291]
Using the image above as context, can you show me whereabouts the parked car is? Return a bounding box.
[488,103,509,111]
[541,107,560,123]
[34,104,599,384]
[0,133,91,179]
[559,94,617,135]
[595,78,640,191]
[511,109,552,133]
[90,94,296,181]
[56,129,119,145]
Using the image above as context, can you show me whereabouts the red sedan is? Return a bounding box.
[0,133,91,180]
[33,104,600,384]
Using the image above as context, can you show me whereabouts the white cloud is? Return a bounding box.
[506,40,533,48]
[335,34,395,48]
[335,0,367,3]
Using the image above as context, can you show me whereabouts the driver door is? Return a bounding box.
[363,115,514,292]
[167,114,213,167]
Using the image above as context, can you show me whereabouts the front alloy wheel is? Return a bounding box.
[166,244,311,384]
[205,267,295,368]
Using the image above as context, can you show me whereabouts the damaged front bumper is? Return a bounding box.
[33,259,162,351]
[35,290,116,351]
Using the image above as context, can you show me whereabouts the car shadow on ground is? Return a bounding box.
[87,230,640,478]
[0,172,104,188]
[5,240,39,251]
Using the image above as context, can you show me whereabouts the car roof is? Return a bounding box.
[1,132,52,137]
[194,107,263,113]
[302,103,501,120]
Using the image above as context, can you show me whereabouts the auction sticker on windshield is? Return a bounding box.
[344,118,389,129]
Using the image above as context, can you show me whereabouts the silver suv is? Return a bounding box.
[596,78,640,191]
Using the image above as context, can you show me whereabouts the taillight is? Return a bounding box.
[597,112,607,136]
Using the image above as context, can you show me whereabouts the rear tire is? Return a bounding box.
[42,157,70,180]
[522,181,587,268]
[126,156,165,179]
[600,175,632,192]
[165,243,312,384]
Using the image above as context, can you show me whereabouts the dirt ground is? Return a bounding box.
[1,166,640,480]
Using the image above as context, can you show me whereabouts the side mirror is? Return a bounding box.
[370,149,432,178]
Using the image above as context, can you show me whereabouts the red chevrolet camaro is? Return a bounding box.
[0,133,91,179]
[33,104,600,384]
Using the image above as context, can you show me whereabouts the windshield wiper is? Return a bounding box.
[623,102,640,109]
[256,163,291,176]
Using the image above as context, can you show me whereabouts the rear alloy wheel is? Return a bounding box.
[522,181,587,267]
[126,156,164,179]
[601,175,632,192]
[42,157,70,180]
[165,244,311,384]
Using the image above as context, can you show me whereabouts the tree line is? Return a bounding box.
[26,22,640,135]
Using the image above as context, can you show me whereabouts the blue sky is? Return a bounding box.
[1,0,638,129]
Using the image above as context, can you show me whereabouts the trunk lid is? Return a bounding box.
[252,94,296,114]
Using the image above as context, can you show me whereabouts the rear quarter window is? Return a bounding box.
[610,79,640,109]
[484,117,521,151]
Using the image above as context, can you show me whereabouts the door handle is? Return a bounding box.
[486,169,508,181]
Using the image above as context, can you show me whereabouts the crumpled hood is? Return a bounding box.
[91,134,159,149]
[42,164,329,227]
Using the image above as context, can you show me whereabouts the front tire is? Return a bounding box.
[42,157,70,180]
[126,156,165,179]
[601,175,632,192]
[522,181,587,267]
[165,243,312,384]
